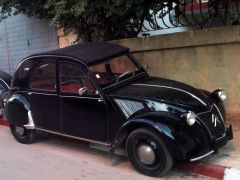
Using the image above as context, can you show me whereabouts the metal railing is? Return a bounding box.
[141,0,240,35]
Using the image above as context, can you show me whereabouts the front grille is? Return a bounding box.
[197,104,226,139]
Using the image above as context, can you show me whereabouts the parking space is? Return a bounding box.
[0,126,208,180]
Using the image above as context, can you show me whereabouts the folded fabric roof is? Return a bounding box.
[32,42,129,65]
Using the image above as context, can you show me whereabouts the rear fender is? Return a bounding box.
[4,94,35,129]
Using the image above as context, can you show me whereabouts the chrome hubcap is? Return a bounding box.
[137,144,156,165]
[16,126,25,136]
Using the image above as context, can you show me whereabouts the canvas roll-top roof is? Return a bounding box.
[32,42,129,65]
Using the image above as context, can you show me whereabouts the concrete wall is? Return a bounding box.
[57,29,77,48]
[111,26,240,122]
[58,26,240,122]
[0,14,59,74]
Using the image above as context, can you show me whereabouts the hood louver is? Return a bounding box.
[114,99,144,118]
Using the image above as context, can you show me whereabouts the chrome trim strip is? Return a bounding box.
[60,95,101,100]
[0,78,10,89]
[22,92,100,100]
[216,133,226,141]
[196,104,225,126]
[196,104,226,139]
[15,55,88,72]
[24,111,35,130]
[101,72,146,90]
[213,104,226,133]
[36,127,109,146]
[132,84,207,106]
[190,150,214,162]
[196,105,214,116]
[14,90,28,93]
[29,92,58,96]
[213,104,225,124]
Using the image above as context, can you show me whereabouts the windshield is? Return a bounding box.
[90,54,143,88]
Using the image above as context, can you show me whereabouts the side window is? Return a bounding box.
[30,62,56,91]
[59,63,95,95]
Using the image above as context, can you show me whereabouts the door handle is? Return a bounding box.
[27,92,32,95]
[98,99,104,103]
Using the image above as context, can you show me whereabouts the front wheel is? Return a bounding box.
[126,128,173,177]
[10,124,35,144]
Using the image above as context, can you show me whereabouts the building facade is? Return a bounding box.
[0,14,59,74]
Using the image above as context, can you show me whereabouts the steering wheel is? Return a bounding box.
[116,71,133,83]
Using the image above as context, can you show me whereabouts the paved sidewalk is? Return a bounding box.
[0,125,207,180]
[1,119,240,179]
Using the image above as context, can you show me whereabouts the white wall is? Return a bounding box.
[0,14,59,74]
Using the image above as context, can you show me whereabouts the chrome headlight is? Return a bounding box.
[186,111,196,126]
[213,89,227,102]
[217,90,227,102]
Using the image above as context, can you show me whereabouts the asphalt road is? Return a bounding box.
[0,126,207,180]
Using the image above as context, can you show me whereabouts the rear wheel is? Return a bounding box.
[10,124,35,144]
[126,128,173,177]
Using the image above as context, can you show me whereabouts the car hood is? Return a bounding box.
[108,76,212,112]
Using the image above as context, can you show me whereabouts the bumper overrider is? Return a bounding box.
[190,125,233,162]
[213,124,233,150]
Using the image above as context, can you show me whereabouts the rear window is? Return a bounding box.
[30,62,56,91]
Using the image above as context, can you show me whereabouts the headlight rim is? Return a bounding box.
[213,89,227,102]
[217,90,227,102]
[186,111,196,126]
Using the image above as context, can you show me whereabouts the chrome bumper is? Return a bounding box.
[190,124,233,162]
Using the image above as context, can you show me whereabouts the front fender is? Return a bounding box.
[4,94,35,129]
[110,112,186,160]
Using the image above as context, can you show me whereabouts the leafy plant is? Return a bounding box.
[0,0,180,41]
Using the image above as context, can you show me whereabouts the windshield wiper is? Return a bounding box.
[115,71,135,84]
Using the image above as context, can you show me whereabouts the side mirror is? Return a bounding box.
[144,64,150,72]
[78,87,89,96]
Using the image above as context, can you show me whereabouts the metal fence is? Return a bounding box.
[141,0,240,35]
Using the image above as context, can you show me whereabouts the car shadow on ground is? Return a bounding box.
[30,130,196,178]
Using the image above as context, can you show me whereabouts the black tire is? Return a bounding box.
[10,124,35,144]
[126,128,173,177]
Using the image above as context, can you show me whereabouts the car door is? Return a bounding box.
[28,58,60,131]
[58,60,107,142]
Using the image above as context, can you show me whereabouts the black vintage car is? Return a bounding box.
[4,42,233,177]
[0,70,12,117]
